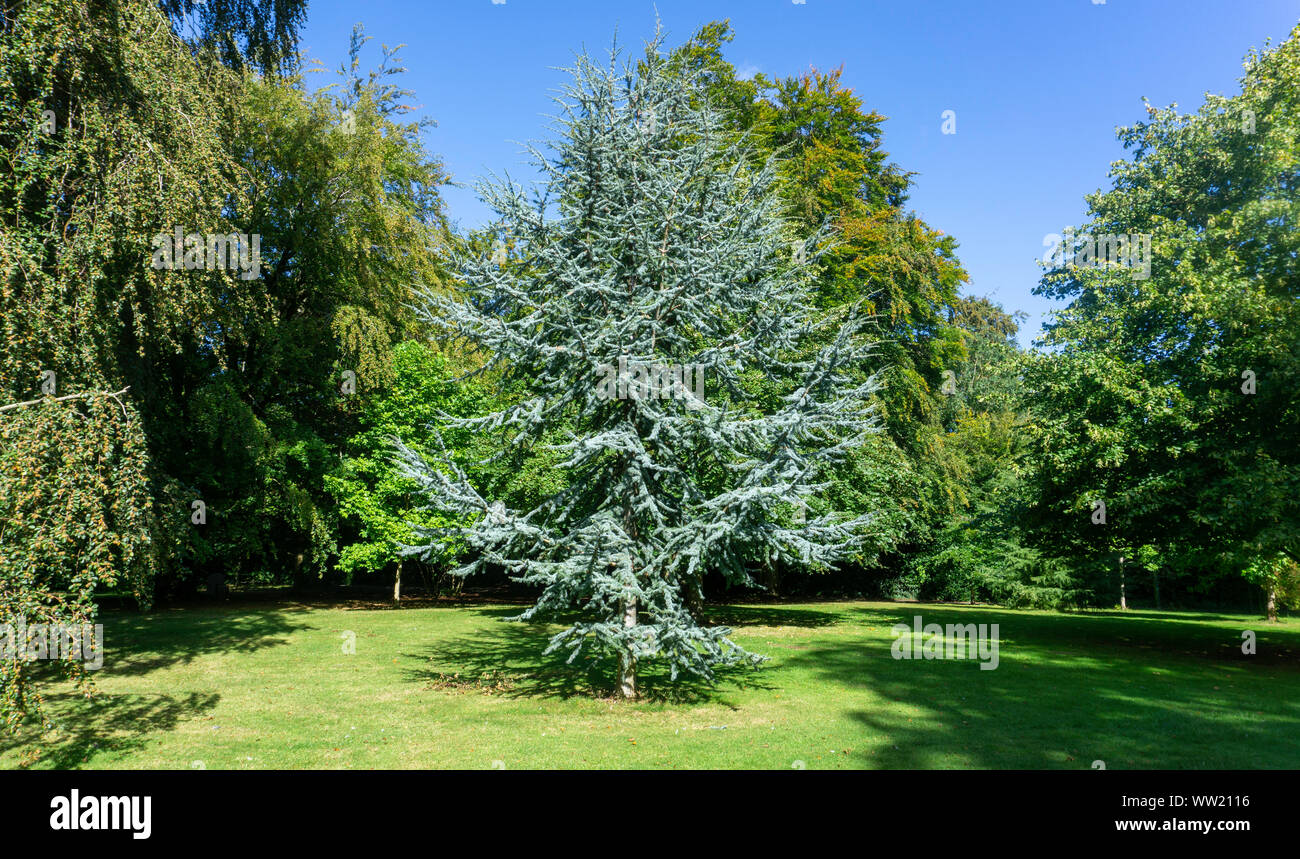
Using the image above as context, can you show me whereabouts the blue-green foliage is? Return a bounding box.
[395,31,885,687]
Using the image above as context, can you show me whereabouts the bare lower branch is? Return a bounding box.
[0,387,131,414]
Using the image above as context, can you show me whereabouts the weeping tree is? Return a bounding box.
[1,0,244,728]
[158,0,308,76]
[396,30,883,698]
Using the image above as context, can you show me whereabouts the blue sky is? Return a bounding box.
[299,0,1299,346]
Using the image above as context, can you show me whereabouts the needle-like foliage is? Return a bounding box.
[396,28,884,695]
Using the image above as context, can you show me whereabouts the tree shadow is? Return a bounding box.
[100,605,316,677]
[843,604,1300,665]
[703,604,842,629]
[1082,609,1246,623]
[403,610,774,705]
[0,691,219,769]
[786,604,1300,768]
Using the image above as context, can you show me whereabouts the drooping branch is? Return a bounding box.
[0,387,132,415]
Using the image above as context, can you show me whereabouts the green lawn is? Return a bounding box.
[3,599,1298,769]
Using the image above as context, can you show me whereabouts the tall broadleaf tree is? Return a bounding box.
[1025,25,1300,607]
[396,30,883,697]
[0,0,245,728]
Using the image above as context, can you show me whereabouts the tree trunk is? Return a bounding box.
[415,560,437,600]
[1152,569,1160,610]
[393,560,402,607]
[683,574,703,618]
[1266,582,1278,623]
[1119,557,1127,610]
[619,597,637,699]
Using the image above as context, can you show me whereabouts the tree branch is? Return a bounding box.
[0,387,131,414]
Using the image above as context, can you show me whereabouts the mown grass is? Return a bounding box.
[2,599,1298,769]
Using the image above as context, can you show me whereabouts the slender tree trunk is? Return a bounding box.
[1152,569,1160,610]
[394,560,402,607]
[1119,557,1127,610]
[415,560,437,600]
[619,597,637,699]
[683,575,703,618]
[1266,582,1278,623]
[759,561,780,595]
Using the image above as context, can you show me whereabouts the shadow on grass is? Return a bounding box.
[404,608,775,705]
[787,603,1300,769]
[1080,609,1248,623]
[0,691,219,769]
[702,604,842,629]
[846,604,1300,665]
[101,606,316,677]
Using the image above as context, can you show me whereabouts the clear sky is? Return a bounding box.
[299,0,1300,346]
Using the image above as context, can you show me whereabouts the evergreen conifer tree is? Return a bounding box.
[396,30,883,697]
